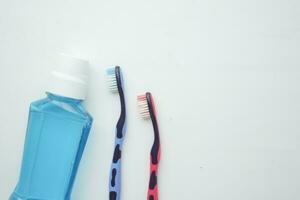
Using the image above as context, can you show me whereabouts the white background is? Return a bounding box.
[0,0,300,199]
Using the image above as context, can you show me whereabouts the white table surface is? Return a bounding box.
[0,0,300,199]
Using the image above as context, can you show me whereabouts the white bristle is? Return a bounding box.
[106,67,118,92]
[137,95,150,119]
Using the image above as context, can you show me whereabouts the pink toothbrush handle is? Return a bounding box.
[147,135,160,200]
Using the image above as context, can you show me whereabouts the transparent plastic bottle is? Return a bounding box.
[10,54,93,200]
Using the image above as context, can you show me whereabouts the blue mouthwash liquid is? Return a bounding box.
[10,54,93,200]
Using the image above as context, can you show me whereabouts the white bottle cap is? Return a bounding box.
[47,53,90,100]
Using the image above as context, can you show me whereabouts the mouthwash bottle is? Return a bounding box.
[10,54,93,200]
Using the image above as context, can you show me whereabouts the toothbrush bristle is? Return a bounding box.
[137,94,150,119]
[106,67,118,92]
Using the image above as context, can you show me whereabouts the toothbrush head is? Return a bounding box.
[106,66,121,93]
[137,92,152,119]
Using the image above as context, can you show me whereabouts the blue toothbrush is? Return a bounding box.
[106,66,127,200]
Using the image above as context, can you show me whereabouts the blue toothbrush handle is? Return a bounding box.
[108,66,126,200]
[109,128,124,200]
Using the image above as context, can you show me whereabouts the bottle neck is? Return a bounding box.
[46,92,83,104]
